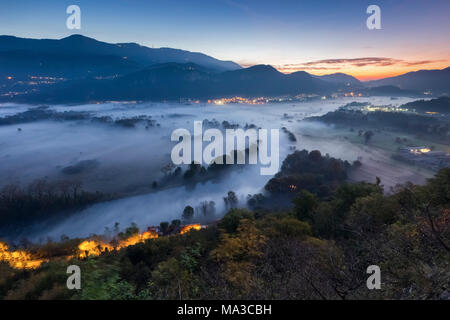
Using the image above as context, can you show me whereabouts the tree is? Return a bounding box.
[363,130,374,143]
[211,219,267,297]
[170,219,181,233]
[161,163,175,176]
[183,161,201,180]
[293,190,318,222]
[150,257,186,299]
[219,209,254,234]
[117,223,139,241]
[182,206,194,223]
[159,222,169,235]
[224,191,238,210]
[199,201,216,219]
[308,150,322,162]
[258,215,311,240]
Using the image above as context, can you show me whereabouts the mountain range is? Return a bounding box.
[10,63,337,103]
[0,35,448,103]
[366,67,450,94]
[313,73,362,87]
[0,34,240,80]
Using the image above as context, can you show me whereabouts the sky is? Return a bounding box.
[0,0,449,80]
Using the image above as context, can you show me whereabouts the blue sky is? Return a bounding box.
[0,0,449,79]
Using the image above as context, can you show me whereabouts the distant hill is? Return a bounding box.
[362,85,422,97]
[215,66,331,96]
[365,67,450,95]
[8,63,336,103]
[0,50,141,79]
[0,34,241,80]
[313,73,362,87]
[401,96,450,114]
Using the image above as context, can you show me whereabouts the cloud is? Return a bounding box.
[238,57,445,75]
[302,57,401,67]
[276,65,341,72]
[402,60,441,66]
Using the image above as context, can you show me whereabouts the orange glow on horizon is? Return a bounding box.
[276,68,409,81]
[277,67,446,81]
[268,59,450,81]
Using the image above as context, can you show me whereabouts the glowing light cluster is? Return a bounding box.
[410,148,431,155]
[343,92,363,97]
[77,240,113,259]
[180,224,202,235]
[364,106,410,113]
[115,231,159,249]
[0,242,46,269]
[0,224,204,268]
[77,230,159,258]
[208,96,268,105]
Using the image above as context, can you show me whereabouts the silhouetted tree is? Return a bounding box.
[159,222,169,235]
[364,130,374,143]
[182,206,194,222]
[224,191,238,210]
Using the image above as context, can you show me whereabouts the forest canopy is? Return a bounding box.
[1,168,448,300]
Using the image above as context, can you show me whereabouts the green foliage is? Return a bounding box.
[218,208,254,234]
[118,222,139,240]
[292,182,383,238]
[211,219,267,297]
[258,215,311,239]
[425,167,450,206]
[293,190,318,222]
[347,193,399,233]
[1,169,449,300]
[74,259,136,300]
[148,242,204,299]
[180,242,202,273]
[265,149,355,197]
[2,261,74,300]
